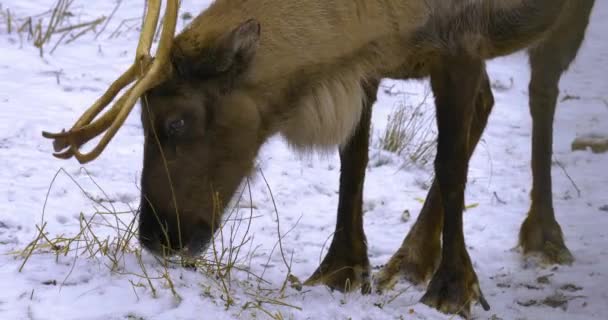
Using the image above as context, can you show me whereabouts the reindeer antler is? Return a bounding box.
[42,0,179,164]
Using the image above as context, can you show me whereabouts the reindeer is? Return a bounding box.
[43,0,595,317]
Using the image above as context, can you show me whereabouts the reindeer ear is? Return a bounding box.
[171,19,260,81]
[214,19,261,74]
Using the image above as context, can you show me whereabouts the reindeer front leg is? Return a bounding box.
[420,53,489,318]
[304,80,378,294]
[375,69,494,291]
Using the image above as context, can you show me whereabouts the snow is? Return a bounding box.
[1,1,607,319]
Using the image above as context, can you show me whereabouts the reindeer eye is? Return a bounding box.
[167,119,186,137]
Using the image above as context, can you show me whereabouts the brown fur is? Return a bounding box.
[137,0,592,317]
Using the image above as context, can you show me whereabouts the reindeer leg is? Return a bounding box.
[419,54,490,318]
[520,0,594,265]
[376,70,494,291]
[304,79,378,294]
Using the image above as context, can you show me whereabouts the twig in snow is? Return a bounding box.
[493,192,507,205]
[95,0,122,39]
[554,157,581,198]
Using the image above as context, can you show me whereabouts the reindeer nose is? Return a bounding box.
[138,200,214,257]
[138,216,185,256]
[182,222,213,257]
[138,200,183,255]
[138,222,164,255]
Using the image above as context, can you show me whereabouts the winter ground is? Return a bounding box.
[1,1,607,319]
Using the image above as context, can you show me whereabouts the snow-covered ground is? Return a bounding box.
[1,1,607,319]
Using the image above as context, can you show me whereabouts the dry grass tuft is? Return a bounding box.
[0,0,115,56]
[377,85,437,168]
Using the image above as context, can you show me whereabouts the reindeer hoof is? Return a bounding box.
[305,253,370,294]
[375,243,440,293]
[420,260,490,319]
[520,212,573,265]
[375,228,441,293]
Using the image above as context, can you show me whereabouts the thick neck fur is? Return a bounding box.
[172,0,429,151]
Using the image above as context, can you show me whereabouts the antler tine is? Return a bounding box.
[149,0,178,65]
[136,0,161,63]
[42,86,136,151]
[41,65,137,151]
[65,0,177,164]
[42,0,179,164]
[40,0,159,153]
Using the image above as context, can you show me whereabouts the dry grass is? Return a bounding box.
[377,85,437,168]
[15,167,302,318]
[0,0,114,56]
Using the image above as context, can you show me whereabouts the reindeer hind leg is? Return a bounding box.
[520,0,595,265]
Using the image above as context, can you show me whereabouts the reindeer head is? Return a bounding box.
[43,0,264,257]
